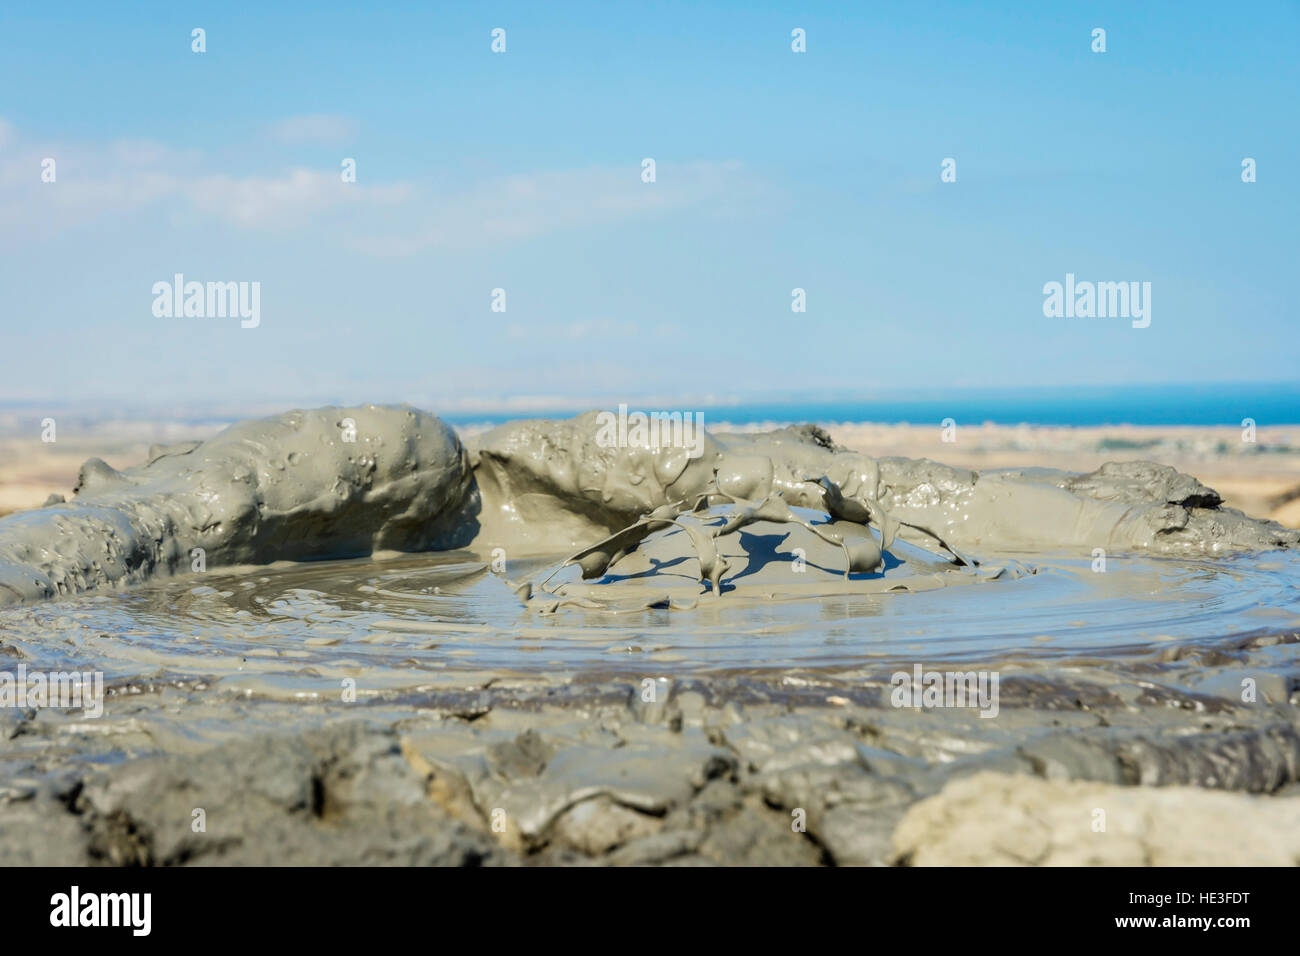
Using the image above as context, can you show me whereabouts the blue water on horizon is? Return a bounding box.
[436,383,1300,429]
[3,383,1297,431]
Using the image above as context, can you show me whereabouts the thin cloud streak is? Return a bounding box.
[0,119,766,249]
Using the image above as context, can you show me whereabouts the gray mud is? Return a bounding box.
[0,405,474,605]
[1,405,1298,865]
[2,405,1293,608]
[468,414,1298,556]
[3,634,1298,866]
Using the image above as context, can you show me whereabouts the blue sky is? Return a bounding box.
[1,0,1296,412]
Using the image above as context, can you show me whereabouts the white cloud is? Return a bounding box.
[506,318,641,340]
[185,169,410,227]
[560,318,641,339]
[0,120,767,248]
[347,160,763,256]
[267,114,360,144]
[0,122,410,237]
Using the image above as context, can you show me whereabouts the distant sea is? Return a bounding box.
[438,383,1300,429]
[1,383,1297,433]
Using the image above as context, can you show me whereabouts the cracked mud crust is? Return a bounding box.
[2,629,1297,866]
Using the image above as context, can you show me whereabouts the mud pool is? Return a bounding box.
[0,405,1297,866]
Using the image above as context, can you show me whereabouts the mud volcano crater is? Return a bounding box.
[2,405,1299,866]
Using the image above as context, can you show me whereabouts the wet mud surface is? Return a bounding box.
[2,628,1298,866]
[1,406,1298,865]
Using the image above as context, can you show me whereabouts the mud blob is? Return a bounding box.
[0,405,1296,607]
[518,472,1029,612]
[468,413,1299,557]
[0,405,473,605]
[524,504,1029,613]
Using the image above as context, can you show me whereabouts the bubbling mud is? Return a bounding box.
[4,405,1299,869]
[521,500,1031,614]
[0,402,1295,681]
[0,403,1296,674]
[2,547,1298,693]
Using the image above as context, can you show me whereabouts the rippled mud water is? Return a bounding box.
[1,405,1298,866]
